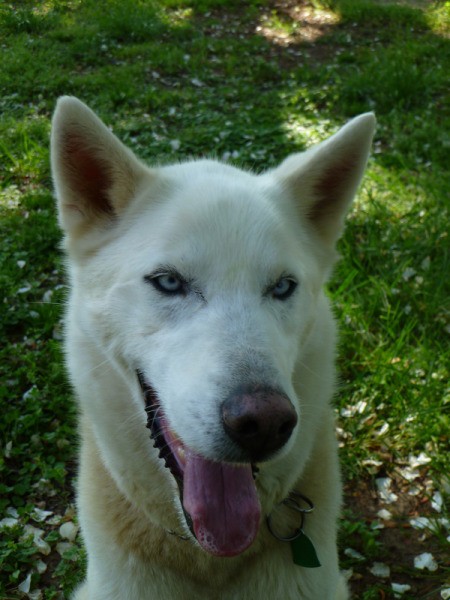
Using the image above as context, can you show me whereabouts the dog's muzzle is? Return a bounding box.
[137,371,297,559]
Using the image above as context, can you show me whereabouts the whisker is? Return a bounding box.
[77,358,113,378]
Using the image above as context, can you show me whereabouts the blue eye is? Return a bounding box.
[145,271,187,296]
[272,277,298,300]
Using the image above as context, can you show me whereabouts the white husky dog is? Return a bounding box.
[51,97,375,600]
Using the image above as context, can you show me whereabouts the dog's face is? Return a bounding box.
[117,163,317,457]
[52,97,375,558]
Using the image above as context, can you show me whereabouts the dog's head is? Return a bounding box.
[52,97,374,558]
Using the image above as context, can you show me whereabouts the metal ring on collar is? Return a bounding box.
[266,491,315,542]
[288,492,315,514]
[266,509,305,542]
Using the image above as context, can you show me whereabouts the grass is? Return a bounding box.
[0,0,449,598]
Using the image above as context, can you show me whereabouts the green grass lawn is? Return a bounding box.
[0,0,449,598]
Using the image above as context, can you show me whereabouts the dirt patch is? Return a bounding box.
[343,476,447,599]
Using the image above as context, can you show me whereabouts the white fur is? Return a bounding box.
[51,97,375,599]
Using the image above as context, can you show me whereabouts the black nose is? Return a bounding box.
[222,385,297,462]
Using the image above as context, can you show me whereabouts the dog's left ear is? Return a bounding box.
[51,96,149,237]
[274,113,376,247]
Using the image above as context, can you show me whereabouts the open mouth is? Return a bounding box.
[137,370,261,557]
[137,371,186,486]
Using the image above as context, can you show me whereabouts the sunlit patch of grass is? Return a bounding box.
[427,1,450,35]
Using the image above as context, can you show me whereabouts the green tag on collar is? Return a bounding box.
[291,532,321,568]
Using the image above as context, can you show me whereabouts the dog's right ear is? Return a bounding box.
[273,113,376,249]
[51,96,149,236]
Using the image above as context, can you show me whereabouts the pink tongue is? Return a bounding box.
[183,453,261,557]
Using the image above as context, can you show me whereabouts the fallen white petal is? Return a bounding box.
[399,466,420,481]
[431,491,443,512]
[344,547,365,560]
[375,477,398,503]
[340,406,355,418]
[23,524,44,538]
[377,422,389,436]
[28,590,43,600]
[362,458,383,468]
[355,400,367,413]
[22,386,37,401]
[408,452,431,468]
[34,536,51,555]
[22,525,51,555]
[59,521,79,542]
[441,587,450,599]
[407,485,421,496]
[47,514,62,525]
[421,256,430,270]
[18,572,32,594]
[0,517,19,528]
[35,559,47,574]
[392,582,411,595]
[6,507,19,518]
[32,508,53,523]
[377,508,393,520]
[370,562,390,578]
[402,267,416,281]
[409,516,441,534]
[414,552,438,571]
[411,516,430,529]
